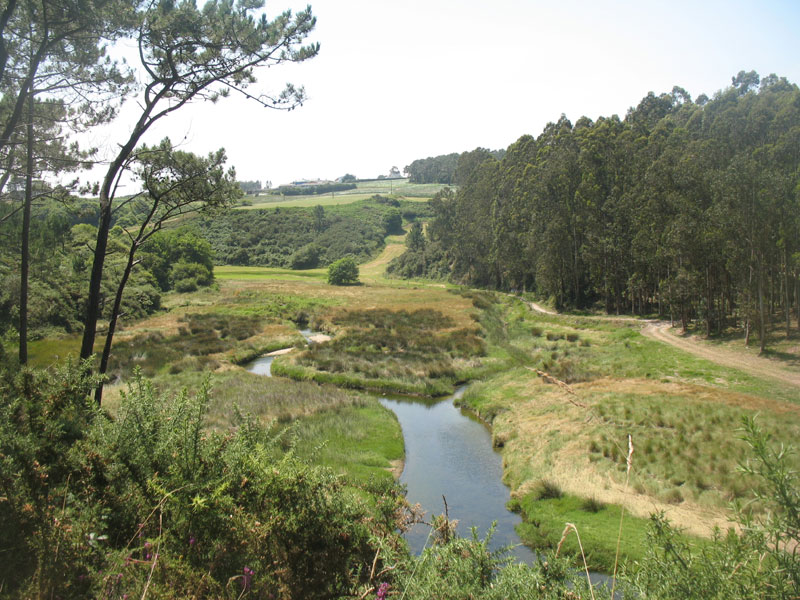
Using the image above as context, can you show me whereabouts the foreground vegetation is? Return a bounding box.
[2,354,799,599]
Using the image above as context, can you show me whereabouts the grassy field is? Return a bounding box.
[454,294,800,569]
[214,265,327,281]
[237,178,448,210]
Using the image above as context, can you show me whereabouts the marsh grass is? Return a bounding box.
[27,335,82,368]
[283,402,403,482]
[282,307,485,396]
[108,312,267,377]
[516,493,652,572]
[586,393,797,510]
[123,368,404,482]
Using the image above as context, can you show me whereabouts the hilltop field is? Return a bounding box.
[237,178,445,209]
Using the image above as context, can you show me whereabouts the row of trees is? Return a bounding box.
[0,0,318,401]
[399,72,800,351]
[404,148,505,185]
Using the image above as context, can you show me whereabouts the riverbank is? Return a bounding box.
[455,294,800,570]
[29,264,799,576]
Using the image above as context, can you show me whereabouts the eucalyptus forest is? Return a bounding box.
[1,0,800,597]
[392,72,800,353]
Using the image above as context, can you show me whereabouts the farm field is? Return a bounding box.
[237,178,448,209]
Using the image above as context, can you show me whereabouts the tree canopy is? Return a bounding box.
[393,72,800,351]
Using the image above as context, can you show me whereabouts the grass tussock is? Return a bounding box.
[283,307,485,396]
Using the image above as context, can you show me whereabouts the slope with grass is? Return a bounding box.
[455,294,800,570]
[238,178,449,209]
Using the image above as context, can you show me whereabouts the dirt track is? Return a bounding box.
[640,321,800,388]
[525,301,800,388]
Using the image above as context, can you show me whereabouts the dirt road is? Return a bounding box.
[641,321,800,387]
[525,301,800,387]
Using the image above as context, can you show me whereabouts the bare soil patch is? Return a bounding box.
[642,322,800,388]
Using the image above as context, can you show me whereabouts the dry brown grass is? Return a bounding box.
[479,372,799,538]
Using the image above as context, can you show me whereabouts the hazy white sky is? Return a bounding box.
[85,0,800,187]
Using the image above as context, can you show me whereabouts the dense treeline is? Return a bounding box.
[396,72,800,349]
[404,148,506,185]
[0,195,215,337]
[198,197,428,268]
[275,182,356,196]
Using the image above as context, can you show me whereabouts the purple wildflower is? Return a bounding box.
[241,566,254,592]
[189,535,196,546]
[376,582,389,599]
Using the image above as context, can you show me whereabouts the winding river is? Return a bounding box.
[380,389,535,563]
[245,335,535,563]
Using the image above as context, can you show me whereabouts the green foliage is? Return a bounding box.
[382,208,403,234]
[387,240,451,280]
[404,153,460,184]
[406,221,425,252]
[277,182,357,196]
[0,361,102,594]
[288,242,321,269]
[379,526,593,600]
[328,256,360,285]
[0,364,403,599]
[238,180,262,194]
[395,74,800,346]
[0,212,166,338]
[198,197,423,268]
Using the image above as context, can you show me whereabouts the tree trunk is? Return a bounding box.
[785,246,791,338]
[96,241,139,405]
[795,275,799,331]
[758,262,766,354]
[80,195,112,361]
[79,99,160,366]
[18,90,34,365]
[705,266,712,338]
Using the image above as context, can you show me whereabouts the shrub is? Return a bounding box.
[581,496,605,513]
[328,256,359,285]
[289,243,320,269]
[534,479,564,500]
[0,365,404,599]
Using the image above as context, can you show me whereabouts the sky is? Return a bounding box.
[82,0,800,188]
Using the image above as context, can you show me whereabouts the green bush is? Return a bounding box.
[289,243,320,269]
[0,365,404,598]
[328,256,359,285]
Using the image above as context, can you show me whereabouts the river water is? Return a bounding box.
[245,342,535,563]
[379,388,536,563]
